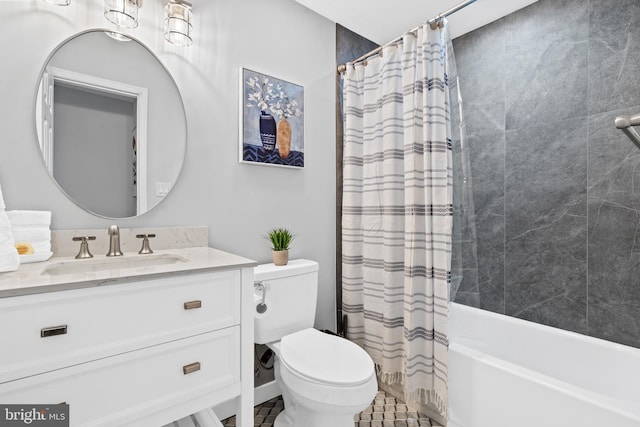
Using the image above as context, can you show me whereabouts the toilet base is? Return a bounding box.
[273,358,376,427]
[274,409,294,427]
[274,406,359,427]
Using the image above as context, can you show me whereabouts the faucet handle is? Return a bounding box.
[72,236,96,259]
[136,234,156,254]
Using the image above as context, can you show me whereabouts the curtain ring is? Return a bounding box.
[363,60,368,67]
[430,21,439,30]
[438,20,445,29]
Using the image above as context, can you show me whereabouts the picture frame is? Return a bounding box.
[239,67,304,168]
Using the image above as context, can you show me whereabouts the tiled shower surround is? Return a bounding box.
[452,0,640,348]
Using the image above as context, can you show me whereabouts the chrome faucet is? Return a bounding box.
[106,225,123,257]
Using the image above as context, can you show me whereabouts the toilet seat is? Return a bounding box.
[279,328,375,387]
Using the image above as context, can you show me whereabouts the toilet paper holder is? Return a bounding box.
[254,281,267,314]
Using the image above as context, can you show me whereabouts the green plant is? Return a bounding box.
[266,228,295,251]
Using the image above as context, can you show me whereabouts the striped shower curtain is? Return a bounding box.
[342,22,453,420]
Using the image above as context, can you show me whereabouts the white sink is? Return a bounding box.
[42,254,187,276]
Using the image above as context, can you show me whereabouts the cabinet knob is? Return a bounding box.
[183,300,202,310]
[183,362,201,375]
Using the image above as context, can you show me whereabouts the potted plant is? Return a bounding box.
[266,228,295,266]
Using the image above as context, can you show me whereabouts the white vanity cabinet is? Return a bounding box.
[0,249,255,427]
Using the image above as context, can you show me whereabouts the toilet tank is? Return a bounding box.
[254,259,319,344]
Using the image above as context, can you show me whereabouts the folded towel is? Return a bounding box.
[11,224,51,232]
[6,210,52,227]
[11,231,51,246]
[0,247,18,256]
[0,228,15,244]
[0,209,19,272]
[0,222,16,244]
[0,185,5,210]
[0,251,19,272]
[0,223,12,235]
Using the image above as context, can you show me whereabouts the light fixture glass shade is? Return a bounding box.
[164,1,193,46]
[44,0,71,5]
[104,0,139,29]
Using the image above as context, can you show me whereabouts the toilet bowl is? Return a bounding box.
[270,328,378,427]
[254,260,378,427]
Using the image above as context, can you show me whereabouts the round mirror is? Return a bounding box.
[35,30,186,218]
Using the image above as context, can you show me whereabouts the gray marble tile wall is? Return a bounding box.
[452,0,640,348]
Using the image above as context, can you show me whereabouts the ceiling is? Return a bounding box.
[294,0,539,43]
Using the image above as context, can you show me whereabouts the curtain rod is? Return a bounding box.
[337,0,478,74]
[615,114,640,150]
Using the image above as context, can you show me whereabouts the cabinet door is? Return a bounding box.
[0,327,240,427]
[0,270,240,383]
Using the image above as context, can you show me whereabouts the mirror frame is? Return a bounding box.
[34,29,187,219]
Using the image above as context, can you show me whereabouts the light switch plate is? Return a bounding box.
[156,182,171,197]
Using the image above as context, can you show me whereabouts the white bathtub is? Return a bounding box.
[448,303,640,427]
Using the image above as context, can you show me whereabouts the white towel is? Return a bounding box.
[0,247,18,256]
[0,251,19,272]
[0,185,5,210]
[0,214,10,229]
[0,223,11,235]
[6,210,52,227]
[11,228,51,244]
[0,229,15,245]
[0,210,19,272]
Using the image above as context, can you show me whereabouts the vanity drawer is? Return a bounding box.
[0,269,240,383]
[0,326,240,427]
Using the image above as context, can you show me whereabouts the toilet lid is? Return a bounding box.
[279,328,374,386]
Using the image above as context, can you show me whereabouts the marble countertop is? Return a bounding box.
[0,247,256,298]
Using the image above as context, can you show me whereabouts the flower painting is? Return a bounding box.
[240,68,304,168]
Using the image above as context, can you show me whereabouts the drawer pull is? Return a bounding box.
[183,300,202,310]
[41,325,67,338]
[183,362,201,375]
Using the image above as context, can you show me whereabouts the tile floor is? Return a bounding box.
[222,390,440,427]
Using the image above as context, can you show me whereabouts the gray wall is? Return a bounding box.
[0,0,337,330]
[453,0,640,348]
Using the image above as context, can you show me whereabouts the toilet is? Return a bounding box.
[254,259,378,427]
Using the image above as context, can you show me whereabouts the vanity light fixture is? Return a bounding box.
[43,0,192,47]
[164,0,193,47]
[104,0,139,29]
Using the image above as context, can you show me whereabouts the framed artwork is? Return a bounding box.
[239,68,304,168]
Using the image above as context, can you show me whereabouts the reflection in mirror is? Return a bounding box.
[35,30,186,218]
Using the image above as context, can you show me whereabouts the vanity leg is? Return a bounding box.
[237,267,255,427]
